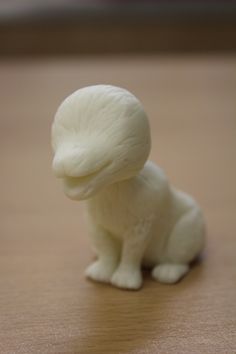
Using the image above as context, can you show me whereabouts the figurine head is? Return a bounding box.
[52,85,151,200]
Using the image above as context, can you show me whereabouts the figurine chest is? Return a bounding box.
[87,194,136,237]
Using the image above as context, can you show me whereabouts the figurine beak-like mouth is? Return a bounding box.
[62,162,111,200]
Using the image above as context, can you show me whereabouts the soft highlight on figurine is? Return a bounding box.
[52,85,205,290]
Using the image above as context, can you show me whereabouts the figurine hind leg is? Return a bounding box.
[152,207,205,284]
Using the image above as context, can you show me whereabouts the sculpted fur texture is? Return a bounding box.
[52,85,205,290]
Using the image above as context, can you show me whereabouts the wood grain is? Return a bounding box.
[0,55,236,354]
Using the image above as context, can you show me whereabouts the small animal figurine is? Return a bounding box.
[52,85,205,290]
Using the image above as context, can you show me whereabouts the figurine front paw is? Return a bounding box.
[85,260,116,283]
[111,268,142,290]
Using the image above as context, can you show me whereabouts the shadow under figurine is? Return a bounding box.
[51,85,206,290]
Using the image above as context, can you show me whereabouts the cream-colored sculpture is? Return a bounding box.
[52,85,205,290]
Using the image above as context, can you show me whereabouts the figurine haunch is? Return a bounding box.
[51,85,205,290]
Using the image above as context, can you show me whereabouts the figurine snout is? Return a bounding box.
[52,148,85,178]
[52,154,68,178]
[52,146,109,179]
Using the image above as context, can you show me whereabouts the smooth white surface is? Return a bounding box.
[52,85,205,289]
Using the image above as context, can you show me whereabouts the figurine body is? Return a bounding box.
[52,85,205,290]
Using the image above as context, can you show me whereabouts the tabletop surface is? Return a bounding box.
[1,55,236,354]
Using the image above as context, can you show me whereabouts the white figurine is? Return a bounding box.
[52,85,205,290]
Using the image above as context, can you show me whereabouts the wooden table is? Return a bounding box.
[1,55,236,353]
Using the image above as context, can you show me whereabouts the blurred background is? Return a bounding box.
[0,0,236,55]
